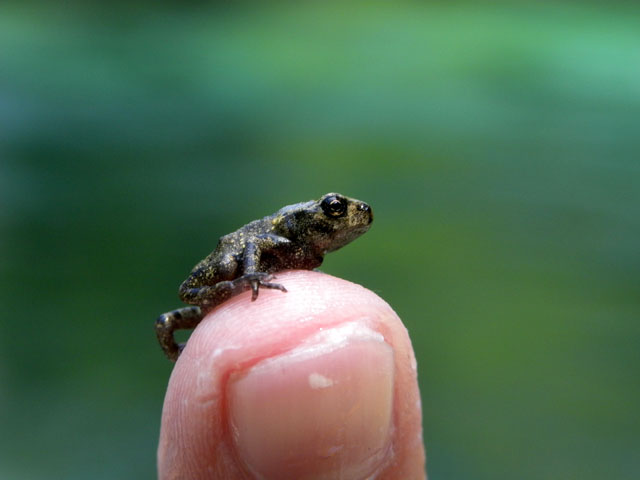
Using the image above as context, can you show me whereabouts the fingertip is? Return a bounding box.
[158,270,426,480]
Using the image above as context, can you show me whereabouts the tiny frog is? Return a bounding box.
[156,192,373,361]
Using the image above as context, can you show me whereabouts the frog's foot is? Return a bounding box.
[155,306,203,361]
[234,272,288,301]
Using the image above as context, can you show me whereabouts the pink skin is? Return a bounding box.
[158,270,426,480]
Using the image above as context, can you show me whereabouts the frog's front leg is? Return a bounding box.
[178,274,285,310]
[241,234,291,300]
[155,306,202,361]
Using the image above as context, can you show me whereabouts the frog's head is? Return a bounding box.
[277,193,373,253]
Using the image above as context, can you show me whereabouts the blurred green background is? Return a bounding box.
[2,2,639,479]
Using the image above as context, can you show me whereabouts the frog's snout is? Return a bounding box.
[357,202,373,224]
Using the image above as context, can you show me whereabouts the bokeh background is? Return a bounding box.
[2,2,639,479]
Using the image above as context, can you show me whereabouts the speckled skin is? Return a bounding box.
[156,193,373,361]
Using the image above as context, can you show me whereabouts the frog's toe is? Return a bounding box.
[235,273,286,301]
[249,280,287,301]
[250,280,260,301]
[260,281,287,293]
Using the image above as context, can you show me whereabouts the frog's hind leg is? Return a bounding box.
[155,306,203,361]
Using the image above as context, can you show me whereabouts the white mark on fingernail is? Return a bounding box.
[308,372,334,389]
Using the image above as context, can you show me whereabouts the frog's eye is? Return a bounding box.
[321,195,347,218]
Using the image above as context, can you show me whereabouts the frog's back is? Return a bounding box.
[220,216,275,244]
[205,217,272,265]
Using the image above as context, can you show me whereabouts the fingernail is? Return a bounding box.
[227,322,394,480]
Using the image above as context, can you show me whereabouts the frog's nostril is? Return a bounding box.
[357,203,373,223]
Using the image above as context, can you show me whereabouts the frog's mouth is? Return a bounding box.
[325,222,371,253]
